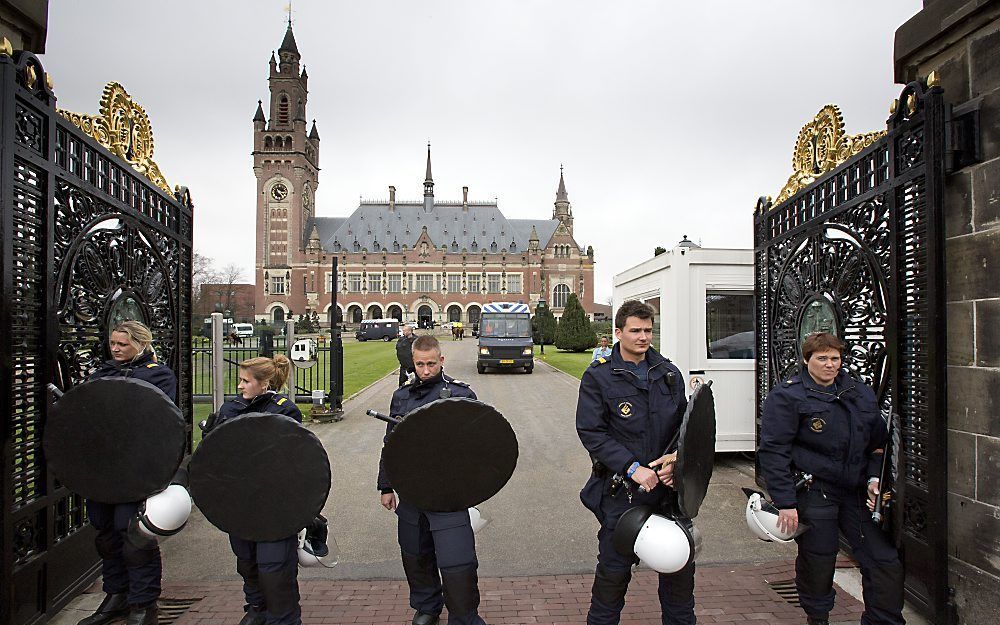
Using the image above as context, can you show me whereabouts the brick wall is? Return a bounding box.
[896,2,1000,623]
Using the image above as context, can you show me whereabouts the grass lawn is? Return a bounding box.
[190,340,399,447]
[537,349,594,380]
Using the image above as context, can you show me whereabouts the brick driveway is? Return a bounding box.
[105,559,863,625]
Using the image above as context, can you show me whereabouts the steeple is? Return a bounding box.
[309,119,320,141]
[423,143,434,212]
[279,24,299,57]
[253,100,266,124]
[553,164,573,234]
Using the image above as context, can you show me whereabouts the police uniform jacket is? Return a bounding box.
[758,369,886,509]
[576,344,687,519]
[396,335,416,372]
[216,390,303,426]
[377,371,476,493]
[89,351,177,403]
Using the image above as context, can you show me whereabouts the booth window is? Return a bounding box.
[706,292,755,359]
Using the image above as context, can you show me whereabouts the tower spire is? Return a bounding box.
[423,143,434,212]
[553,164,573,234]
[556,163,568,202]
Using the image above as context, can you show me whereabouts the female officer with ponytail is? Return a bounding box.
[207,355,304,625]
[79,321,177,625]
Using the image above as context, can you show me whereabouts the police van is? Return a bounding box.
[355,318,400,342]
[476,302,534,374]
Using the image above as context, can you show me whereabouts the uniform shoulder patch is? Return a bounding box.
[591,357,608,367]
[450,379,470,387]
[783,376,800,387]
[275,397,287,405]
[146,363,159,368]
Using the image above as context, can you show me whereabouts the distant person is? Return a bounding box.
[396,324,416,387]
[592,337,611,362]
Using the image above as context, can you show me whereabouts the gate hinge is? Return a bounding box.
[945,97,982,174]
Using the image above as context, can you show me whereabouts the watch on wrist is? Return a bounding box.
[627,461,641,478]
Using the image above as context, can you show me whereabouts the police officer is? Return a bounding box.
[377,335,486,625]
[397,324,417,387]
[206,355,304,625]
[576,300,693,625]
[758,332,904,625]
[79,321,177,625]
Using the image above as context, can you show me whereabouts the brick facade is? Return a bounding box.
[252,26,595,328]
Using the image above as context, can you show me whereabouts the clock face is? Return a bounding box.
[271,183,288,201]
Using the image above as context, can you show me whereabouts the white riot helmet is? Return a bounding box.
[297,514,339,568]
[130,484,192,543]
[468,507,490,533]
[612,506,694,574]
[743,488,809,543]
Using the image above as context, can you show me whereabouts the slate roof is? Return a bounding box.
[314,202,569,255]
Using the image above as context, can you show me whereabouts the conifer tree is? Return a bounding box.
[555,293,595,352]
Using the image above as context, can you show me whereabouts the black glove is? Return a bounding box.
[304,514,329,557]
[198,412,219,434]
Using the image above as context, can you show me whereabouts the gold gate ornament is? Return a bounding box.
[58,82,171,193]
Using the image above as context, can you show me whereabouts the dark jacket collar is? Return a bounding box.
[235,390,278,410]
[409,370,448,393]
[801,369,856,400]
[102,350,156,371]
[610,343,668,379]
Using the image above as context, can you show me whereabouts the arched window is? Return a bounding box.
[368,305,383,320]
[275,136,283,149]
[285,136,293,148]
[388,305,403,321]
[278,95,290,124]
[348,305,363,324]
[467,305,481,325]
[448,305,462,322]
[553,284,571,308]
[264,136,273,148]
[272,307,286,324]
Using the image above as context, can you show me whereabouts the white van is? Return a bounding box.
[291,338,317,362]
[233,323,254,338]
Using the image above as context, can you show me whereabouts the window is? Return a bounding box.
[706,292,755,359]
[324,272,333,293]
[448,274,463,293]
[271,276,286,295]
[488,273,502,294]
[368,274,381,293]
[506,274,522,294]
[387,273,402,293]
[553,283,571,308]
[414,274,434,292]
[348,273,363,293]
[467,274,481,293]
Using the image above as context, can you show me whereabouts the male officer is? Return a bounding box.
[758,332,904,625]
[576,300,693,625]
[396,324,417,387]
[378,335,486,625]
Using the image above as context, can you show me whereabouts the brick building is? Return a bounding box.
[252,24,595,327]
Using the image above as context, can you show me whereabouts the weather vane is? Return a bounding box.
[284,2,293,26]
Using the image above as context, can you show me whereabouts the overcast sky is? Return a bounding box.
[42,1,921,303]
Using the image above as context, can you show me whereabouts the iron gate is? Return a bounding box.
[1,50,193,625]
[754,80,949,622]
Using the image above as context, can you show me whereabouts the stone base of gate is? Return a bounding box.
[46,559,882,625]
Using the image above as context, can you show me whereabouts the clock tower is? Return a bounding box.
[253,22,321,321]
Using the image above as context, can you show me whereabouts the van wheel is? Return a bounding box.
[477,364,486,374]
[525,366,533,374]
[383,335,391,342]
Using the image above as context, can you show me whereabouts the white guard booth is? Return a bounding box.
[612,238,755,452]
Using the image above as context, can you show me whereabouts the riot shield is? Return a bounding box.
[673,381,716,518]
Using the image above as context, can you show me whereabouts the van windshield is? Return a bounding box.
[480,314,531,338]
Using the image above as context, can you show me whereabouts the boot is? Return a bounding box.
[238,605,266,625]
[806,616,829,625]
[125,603,158,625]
[412,612,440,625]
[77,592,129,625]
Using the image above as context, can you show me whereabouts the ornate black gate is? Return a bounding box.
[1,49,193,625]
[754,79,950,622]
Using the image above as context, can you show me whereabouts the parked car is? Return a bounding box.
[355,318,400,342]
[233,323,254,338]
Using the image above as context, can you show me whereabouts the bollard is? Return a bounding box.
[211,312,225,413]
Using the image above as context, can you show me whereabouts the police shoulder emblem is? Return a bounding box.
[617,401,633,418]
[810,417,825,433]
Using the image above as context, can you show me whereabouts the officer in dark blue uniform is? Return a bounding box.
[758,332,904,625]
[206,355,304,625]
[576,300,693,625]
[377,335,486,625]
[80,321,177,625]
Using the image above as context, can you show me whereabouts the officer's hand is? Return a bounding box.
[650,453,677,487]
[630,466,658,492]
[380,492,396,511]
[867,479,880,512]
[777,508,798,535]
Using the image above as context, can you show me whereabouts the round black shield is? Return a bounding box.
[189,413,331,541]
[384,398,518,512]
[674,382,716,518]
[43,377,185,503]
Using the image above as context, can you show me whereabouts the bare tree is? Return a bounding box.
[191,253,220,322]
[212,263,246,317]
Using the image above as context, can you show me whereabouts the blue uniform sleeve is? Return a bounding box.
[139,364,177,404]
[864,398,889,481]
[377,391,404,492]
[757,386,799,508]
[576,368,638,475]
[273,396,302,423]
